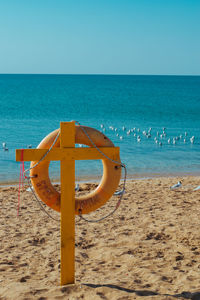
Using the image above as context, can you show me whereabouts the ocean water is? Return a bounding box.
[0,74,199,184]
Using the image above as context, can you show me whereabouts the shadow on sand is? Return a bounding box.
[83,283,200,299]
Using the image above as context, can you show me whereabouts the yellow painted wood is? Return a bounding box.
[60,159,75,285]
[15,121,119,286]
[16,147,119,162]
[60,122,75,285]
[60,121,75,147]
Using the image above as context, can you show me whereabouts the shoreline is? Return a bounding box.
[1,171,199,187]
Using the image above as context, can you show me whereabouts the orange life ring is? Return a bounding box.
[30,125,121,214]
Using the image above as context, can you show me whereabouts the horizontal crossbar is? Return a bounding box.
[16,147,120,162]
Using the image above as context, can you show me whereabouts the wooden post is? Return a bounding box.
[15,121,120,286]
[60,121,75,285]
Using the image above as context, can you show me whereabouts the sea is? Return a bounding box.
[0,74,199,185]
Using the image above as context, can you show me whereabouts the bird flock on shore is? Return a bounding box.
[99,124,196,147]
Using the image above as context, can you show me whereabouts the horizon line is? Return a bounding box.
[0,73,199,76]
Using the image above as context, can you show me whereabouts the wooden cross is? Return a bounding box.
[16,121,119,286]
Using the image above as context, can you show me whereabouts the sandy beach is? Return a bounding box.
[0,176,200,300]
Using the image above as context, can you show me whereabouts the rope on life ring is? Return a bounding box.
[29,125,122,215]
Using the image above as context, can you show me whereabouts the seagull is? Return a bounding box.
[170,181,182,190]
[2,142,6,149]
[143,130,146,136]
[193,185,200,191]
[75,184,79,191]
[190,136,195,144]
[26,186,34,192]
[114,189,125,196]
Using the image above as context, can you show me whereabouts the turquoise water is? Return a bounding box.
[0,74,199,183]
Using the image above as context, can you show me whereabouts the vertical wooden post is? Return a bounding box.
[15,121,120,286]
[60,121,75,285]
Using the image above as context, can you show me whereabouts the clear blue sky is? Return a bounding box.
[0,0,199,75]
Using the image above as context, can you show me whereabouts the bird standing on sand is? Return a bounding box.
[170,181,182,190]
[75,184,79,191]
[193,185,200,191]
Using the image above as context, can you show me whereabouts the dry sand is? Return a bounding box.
[0,176,200,300]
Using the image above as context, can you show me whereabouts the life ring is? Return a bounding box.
[30,125,121,214]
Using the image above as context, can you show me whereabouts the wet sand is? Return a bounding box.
[0,176,200,299]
